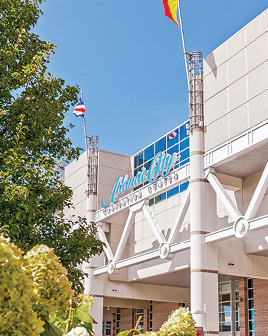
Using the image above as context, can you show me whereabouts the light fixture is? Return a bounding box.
[107,306,110,311]
[193,304,206,333]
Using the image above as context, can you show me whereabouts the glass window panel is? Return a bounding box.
[167,186,179,198]
[249,309,254,320]
[223,303,231,312]
[134,184,143,191]
[167,144,179,155]
[222,324,231,332]
[248,289,253,299]
[222,293,231,302]
[134,152,144,168]
[180,148,190,162]
[248,278,253,288]
[180,158,189,167]
[134,168,140,176]
[144,159,152,170]
[180,124,188,141]
[155,193,166,204]
[144,144,154,162]
[155,137,166,153]
[221,282,231,292]
[161,192,167,201]
[180,137,189,151]
[167,128,179,148]
[180,181,189,193]
[219,313,226,322]
[134,309,144,333]
[248,299,254,309]
[149,198,154,206]
[106,321,111,336]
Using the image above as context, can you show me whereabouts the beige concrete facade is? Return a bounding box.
[204,8,268,151]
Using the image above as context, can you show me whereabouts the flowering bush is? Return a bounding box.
[65,326,90,336]
[158,307,196,336]
[0,235,97,335]
[0,236,44,335]
[24,244,73,318]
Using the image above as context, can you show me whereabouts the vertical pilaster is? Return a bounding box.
[84,192,104,336]
[189,51,219,335]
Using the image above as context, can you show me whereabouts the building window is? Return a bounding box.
[149,301,153,331]
[116,308,121,335]
[134,308,144,333]
[144,144,154,162]
[133,121,190,206]
[219,282,232,332]
[167,186,179,198]
[155,137,166,153]
[219,281,241,333]
[134,151,144,168]
[102,321,111,336]
[234,281,240,331]
[248,278,254,336]
[180,181,189,193]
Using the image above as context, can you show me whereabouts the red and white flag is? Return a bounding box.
[168,130,177,140]
[73,93,85,117]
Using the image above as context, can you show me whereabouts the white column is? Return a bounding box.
[190,128,219,335]
[84,193,104,336]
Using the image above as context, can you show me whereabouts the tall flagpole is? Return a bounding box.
[81,91,90,195]
[177,0,189,90]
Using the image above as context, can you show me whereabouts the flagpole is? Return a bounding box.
[81,91,90,195]
[177,0,189,90]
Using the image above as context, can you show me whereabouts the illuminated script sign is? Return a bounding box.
[102,151,180,208]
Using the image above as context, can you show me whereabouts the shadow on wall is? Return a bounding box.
[205,52,217,78]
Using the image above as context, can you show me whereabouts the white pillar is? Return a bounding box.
[84,193,104,336]
[190,128,219,335]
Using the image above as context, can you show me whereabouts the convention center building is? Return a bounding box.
[64,8,268,336]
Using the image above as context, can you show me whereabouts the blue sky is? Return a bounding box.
[35,1,268,156]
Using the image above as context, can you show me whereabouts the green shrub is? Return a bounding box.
[0,236,44,335]
[24,244,73,319]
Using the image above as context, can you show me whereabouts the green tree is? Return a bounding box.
[0,0,104,292]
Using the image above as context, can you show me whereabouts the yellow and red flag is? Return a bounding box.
[162,0,178,25]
